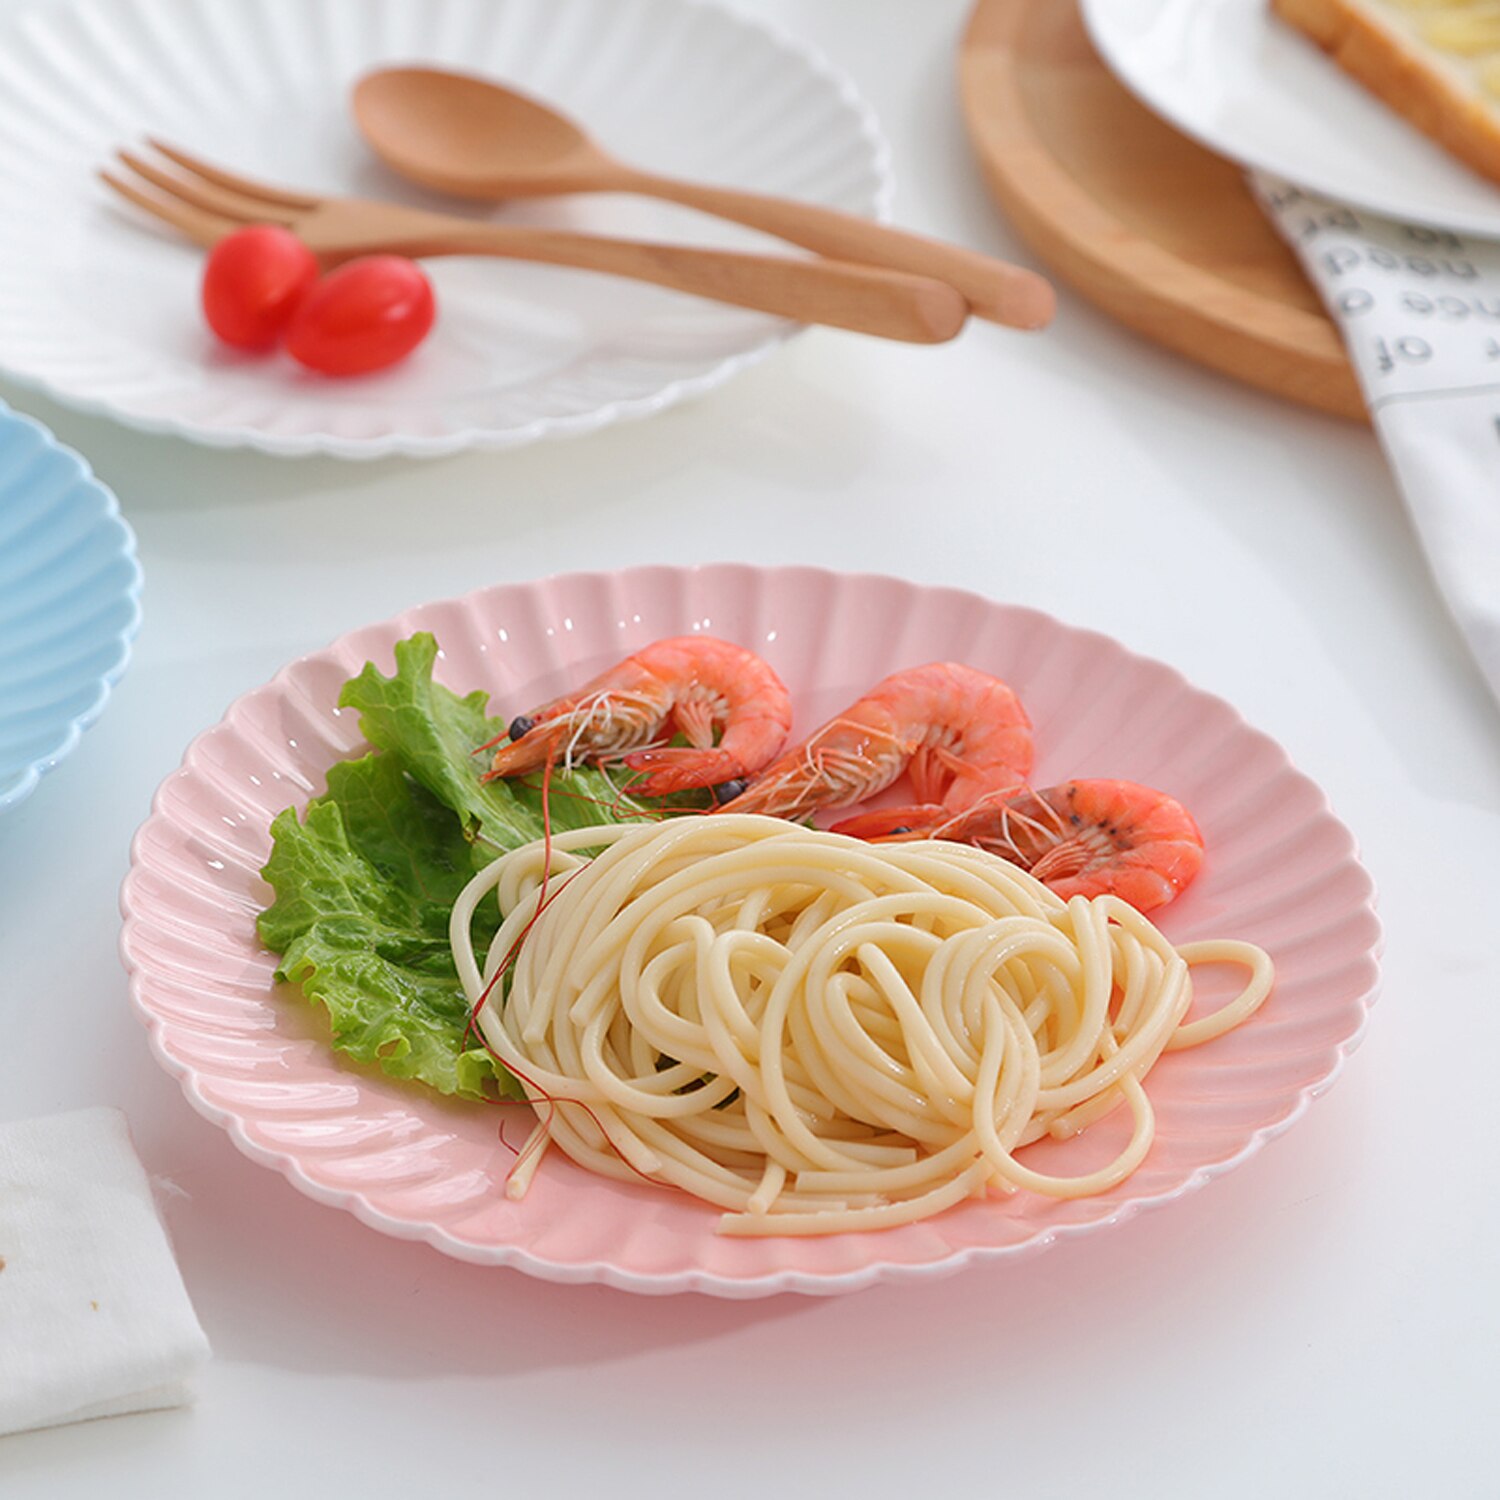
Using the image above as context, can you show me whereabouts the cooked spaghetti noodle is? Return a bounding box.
[450,815,1272,1236]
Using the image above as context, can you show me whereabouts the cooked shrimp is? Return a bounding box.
[718,662,1032,826]
[483,636,793,798]
[931,778,1204,912]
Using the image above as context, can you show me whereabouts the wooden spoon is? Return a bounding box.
[352,66,1056,331]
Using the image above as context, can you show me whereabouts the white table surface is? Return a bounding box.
[2,1,1497,1494]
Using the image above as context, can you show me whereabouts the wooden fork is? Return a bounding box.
[100,142,968,344]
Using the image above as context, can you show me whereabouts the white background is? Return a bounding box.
[2,0,1497,1495]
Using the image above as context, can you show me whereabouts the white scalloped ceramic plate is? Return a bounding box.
[1083,0,1500,236]
[120,567,1381,1297]
[0,0,890,459]
[0,400,142,813]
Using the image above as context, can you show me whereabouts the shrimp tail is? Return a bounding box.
[619,746,747,798]
[827,804,948,841]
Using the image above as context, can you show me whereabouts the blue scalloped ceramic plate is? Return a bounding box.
[0,401,142,813]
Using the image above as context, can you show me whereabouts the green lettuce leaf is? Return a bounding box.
[338,632,633,849]
[259,752,514,1100]
[257,631,656,1102]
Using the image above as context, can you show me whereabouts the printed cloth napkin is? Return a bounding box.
[1253,176,1500,701]
[0,1107,210,1437]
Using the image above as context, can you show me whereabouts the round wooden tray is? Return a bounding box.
[959,0,1366,422]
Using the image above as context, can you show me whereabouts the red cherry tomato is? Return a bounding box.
[201,225,320,351]
[284,256,436,377]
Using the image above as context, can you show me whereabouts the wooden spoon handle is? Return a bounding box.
[394,223,968,343]
[619,172,1056,330]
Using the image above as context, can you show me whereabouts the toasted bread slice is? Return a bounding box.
[1275,0,1500,185]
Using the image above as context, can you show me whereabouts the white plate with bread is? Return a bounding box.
[1082,0,1500,236]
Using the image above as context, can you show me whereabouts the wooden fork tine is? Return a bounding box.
[98,168,233,248]
[146,137,321,211]
[117,148,297,227]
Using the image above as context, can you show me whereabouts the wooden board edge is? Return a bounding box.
[958,0,1368,423]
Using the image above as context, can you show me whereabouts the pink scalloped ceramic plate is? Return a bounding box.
[120,566,1380,1297]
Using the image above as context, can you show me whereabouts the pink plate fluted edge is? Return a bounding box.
[119,566,1381,1297]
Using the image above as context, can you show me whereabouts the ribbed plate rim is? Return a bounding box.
[0,399,143,813]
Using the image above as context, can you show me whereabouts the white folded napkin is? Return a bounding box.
[1253,176,1500,700]
[0,1107,210,1438]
